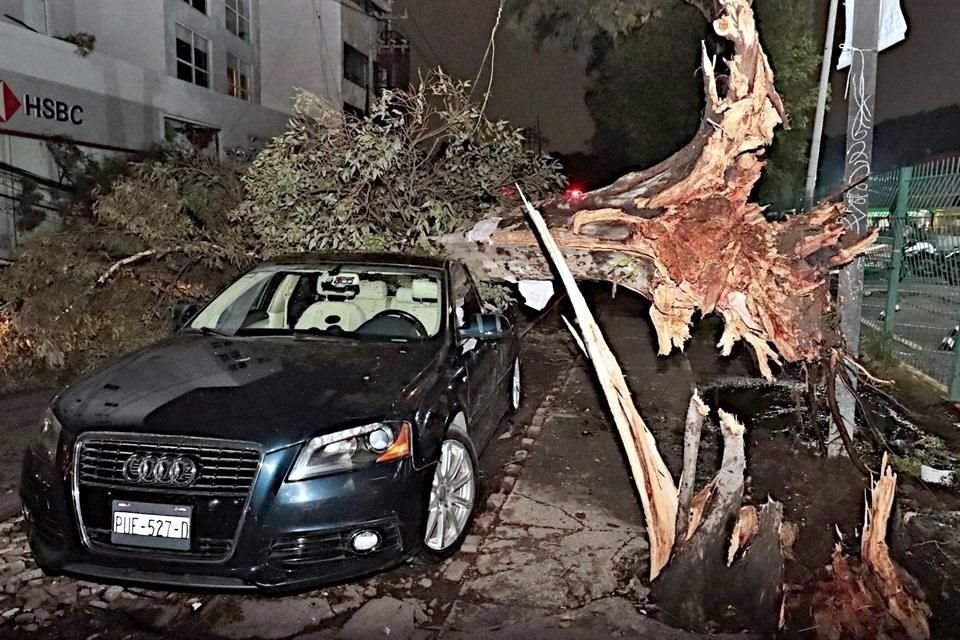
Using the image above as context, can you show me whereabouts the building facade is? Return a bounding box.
[0,0,392,258]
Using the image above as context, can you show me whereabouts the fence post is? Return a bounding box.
[884,166,910,334]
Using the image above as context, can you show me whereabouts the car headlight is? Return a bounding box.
[288,422,411,481]
[32,409,62,465]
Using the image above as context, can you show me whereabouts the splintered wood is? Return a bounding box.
[811,455,932,640]
[524,188,785,630]
[442,0,876,380]
[519,190,678,582]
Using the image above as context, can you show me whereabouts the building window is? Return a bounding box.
[227,53,252,100]
[164,116,220,158]
[182,0,206,13]
[226,0,250,41]
[175,24,210,88]
[344,44,368,87]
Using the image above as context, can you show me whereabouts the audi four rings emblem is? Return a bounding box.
[122,454,199,486]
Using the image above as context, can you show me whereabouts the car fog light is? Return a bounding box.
[350,530,381,553]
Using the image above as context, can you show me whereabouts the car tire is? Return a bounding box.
[509,356,521,413]
[417,427,479,563]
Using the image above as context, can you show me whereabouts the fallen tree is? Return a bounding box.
[443,0,925,633]
[442,0,874,381]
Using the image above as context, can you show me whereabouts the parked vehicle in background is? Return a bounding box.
[20,253,522,590]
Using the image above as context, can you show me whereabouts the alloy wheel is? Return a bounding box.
[424,439,476,551]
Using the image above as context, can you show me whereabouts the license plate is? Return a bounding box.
[110,500,192,551]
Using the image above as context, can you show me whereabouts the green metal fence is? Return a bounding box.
[861,157,960,399]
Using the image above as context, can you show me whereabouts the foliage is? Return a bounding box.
[1,75,565,390]
[752,0,821,208]
[13,179,47,232]
[476,282,516,312]
[0,152,248,391]
[239,72,565,255]
[94,152,251,269]
[512,0,662,50]
[586,4,708,169]
[58,32,96,57]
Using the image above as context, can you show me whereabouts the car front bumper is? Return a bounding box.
[21,444,433,591]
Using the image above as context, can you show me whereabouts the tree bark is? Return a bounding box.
[652,410,785,633]
[675,391,708,540]
[520,191,679,581]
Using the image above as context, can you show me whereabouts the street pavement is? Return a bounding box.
[0,289,757,639]
[862,277,960,387]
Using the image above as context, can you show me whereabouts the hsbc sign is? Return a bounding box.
[0,78,84,126]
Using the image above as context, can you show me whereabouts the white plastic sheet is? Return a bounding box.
[837,0,907,70]
[518,280,555,311]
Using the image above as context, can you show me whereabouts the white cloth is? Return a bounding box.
[837,0,907,69]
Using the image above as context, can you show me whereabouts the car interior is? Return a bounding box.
[241,269,444,338]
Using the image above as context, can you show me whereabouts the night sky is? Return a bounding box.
[397,0,959,160]
[393,0,594,154]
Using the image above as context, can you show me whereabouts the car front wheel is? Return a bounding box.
[418,428,478,561]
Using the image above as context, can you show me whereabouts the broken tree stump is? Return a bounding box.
[811,454,931,640]
[652,410,785,633]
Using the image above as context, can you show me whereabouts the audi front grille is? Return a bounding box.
[77,437,260,496]
[73,433,263,562]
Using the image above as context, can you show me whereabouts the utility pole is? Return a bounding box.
[830,0,882,457]
[803,0,840,207]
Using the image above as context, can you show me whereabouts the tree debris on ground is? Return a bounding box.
[812,454,932,640]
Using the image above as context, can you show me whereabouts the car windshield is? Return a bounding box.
[187,264,445,341]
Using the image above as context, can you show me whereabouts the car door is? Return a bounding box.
[451,263,500,441]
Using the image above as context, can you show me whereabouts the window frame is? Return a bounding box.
[181,0,207,14]
[225,0,251,41]
[343,43,369,88]
[175,23,210,88]
[226,52,252,100]
[451,263,483,329]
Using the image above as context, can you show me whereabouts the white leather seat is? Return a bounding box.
[294,276,366,332]
[355,281,389,319]
[390,279,441,336]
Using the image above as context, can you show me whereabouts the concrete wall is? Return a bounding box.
[341,0,376,111]
[74,0,168,74]
[259,0,343,112]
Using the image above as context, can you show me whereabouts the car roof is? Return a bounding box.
[259,252,450,270]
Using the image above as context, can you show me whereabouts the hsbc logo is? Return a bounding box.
[0,79,83,126]
[0,81,20,123]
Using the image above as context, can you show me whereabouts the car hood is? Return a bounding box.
[54,334,445,451]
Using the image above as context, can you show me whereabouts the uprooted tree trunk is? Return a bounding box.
[439,0,909,633]
[442,0,875,382]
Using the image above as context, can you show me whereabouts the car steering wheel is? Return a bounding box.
[356,309,429,338]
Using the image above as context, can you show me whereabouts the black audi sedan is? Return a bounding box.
[20,253,522,590]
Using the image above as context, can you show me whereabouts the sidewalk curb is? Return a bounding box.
[458,367,573,554]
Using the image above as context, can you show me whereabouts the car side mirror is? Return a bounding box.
[458,313,508,342]
[172,302,199,332]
